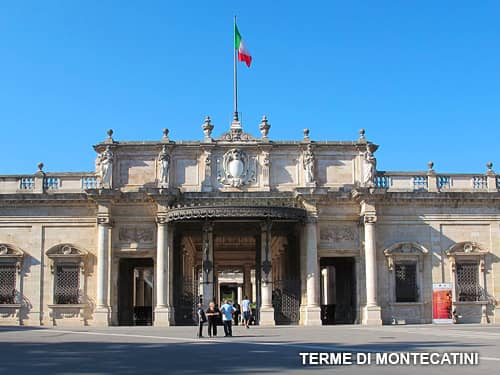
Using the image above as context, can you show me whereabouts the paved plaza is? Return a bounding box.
[0,324,499,374]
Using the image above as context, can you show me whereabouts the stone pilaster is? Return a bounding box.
[260,220,275,326]
[302,216,322,325]
[362,209,382,325]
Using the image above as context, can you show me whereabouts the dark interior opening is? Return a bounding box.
[320,257,356,324]
[118,258,154,326]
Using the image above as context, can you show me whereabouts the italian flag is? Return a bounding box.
[235,23,252,67]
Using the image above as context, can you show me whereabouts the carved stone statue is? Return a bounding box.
[303,144,316,184]
[158,146,170,188]
[363,144,377,187]
[98,146,113,189]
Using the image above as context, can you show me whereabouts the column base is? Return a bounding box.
[302,305,322,326]
[93,307,110,326]
[154,306,175,327]
[362,305,382,325]
[259,306,275,326]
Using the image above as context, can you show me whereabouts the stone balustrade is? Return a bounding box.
[375,172,499,192]
[0,173,97,194]
[0,170,498,194]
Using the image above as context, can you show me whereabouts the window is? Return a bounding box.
[455,262,481,302]
[395,263,418,302]
[0,264,16,304]
[384,242,428,304]
[54,264,80,304]
[446,242,489,303]
[0,244,24,306]
[46,244,87,306]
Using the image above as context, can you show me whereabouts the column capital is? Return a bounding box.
[96,214,112,226]
[363,215,377,224]
[156,215,168,225]
[304,215,318,225]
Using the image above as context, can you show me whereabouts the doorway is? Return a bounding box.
[320,257,356,324]
[118,258,154,326]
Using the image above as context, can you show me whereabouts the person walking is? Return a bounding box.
[233,301,241,326]
[241,295,252,329]
[205,301,220,337]
[220,299,235,337]
[197,303,207,338]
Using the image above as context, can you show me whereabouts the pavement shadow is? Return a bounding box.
[0,336,486,374]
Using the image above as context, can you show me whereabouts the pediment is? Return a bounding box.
[46,244,88,258]
[0,244,24,258]
[384,242,429,256]
[445,242,487,256]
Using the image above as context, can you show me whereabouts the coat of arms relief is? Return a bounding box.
[217,148,257,188]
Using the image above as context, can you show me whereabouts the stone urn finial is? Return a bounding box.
[106,129,114,144]
[303,128,310,141]
[428,161,434,172]
[37,162,44,172]
[486,161,494,175]
[202,116,214,140]
[259,115,271,140]
[359,128,366,142]
[162,128,170,142]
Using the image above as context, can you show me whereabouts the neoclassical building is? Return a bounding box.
[0,116,499,326]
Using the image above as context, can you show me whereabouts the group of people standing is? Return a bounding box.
[197,296,252,338]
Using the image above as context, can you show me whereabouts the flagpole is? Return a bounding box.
[233,15,238,121]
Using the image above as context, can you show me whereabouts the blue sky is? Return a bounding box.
[1,1,499,174]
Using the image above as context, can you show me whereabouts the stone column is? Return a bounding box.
[202,222,214,308]
[362,214,382,325]
[155,217,174,326]
[321,268,328,305]
[237,285,243,304]
[302,216,321,325]
[243,264,252,300]
[259,220,275,325]
[95,213,111,326]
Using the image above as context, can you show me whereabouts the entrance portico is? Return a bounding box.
[144,203,321,327]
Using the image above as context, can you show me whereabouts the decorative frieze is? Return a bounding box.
[118,226,154,244]
[320,225,357,242]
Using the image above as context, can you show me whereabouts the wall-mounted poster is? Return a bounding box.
[432,283,453,323]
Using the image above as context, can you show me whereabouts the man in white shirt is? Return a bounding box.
[241,295,252,329]
[220,299,235,337]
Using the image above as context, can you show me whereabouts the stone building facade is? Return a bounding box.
[0,117,499,327]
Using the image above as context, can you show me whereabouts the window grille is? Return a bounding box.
[0,264,16,304]
[395,263,418,302]
[54,264,80,304]
[413,176,428,190]
[456,262,482,301]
